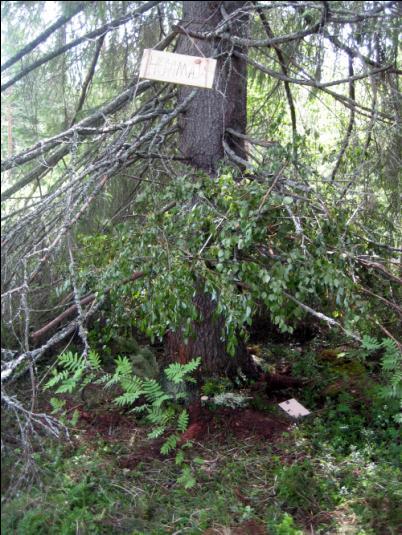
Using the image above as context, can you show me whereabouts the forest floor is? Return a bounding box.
[1,331,401,534]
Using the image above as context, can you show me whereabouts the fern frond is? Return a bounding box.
[175,450,185,465]
[58,351,86,372]
[160,434,178,454]
[130,404,148,414]
[177,409,189,433]
[104,374,122,389]
[55,378,80,394]
[96,373,112,385]
[146,406,174,426]
[361,336,382,353]
[148,426,166,439]
[114,391,143,406]
[120,376,144,394]
[177,464,196,488]
[44,369,69,390]
[143,379,165,403]
[164,357,201,384]
[49,397,66,413]
[88,350,101,370]
[114,355,133,377]
[153,393,173,407]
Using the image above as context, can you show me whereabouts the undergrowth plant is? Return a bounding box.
[359,336,402,422]
[45,351,201,487]
[76,170,375,353]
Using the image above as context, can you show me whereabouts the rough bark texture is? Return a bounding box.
[176,1,248,173]
[166,290,257,378]
[166,1,257,380]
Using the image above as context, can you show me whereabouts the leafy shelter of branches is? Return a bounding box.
[1,0,401,449]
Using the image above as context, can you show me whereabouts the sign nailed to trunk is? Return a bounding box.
[139,49,217,89]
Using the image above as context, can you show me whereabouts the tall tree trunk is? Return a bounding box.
[176,0,248,172]
[166,1,257,381]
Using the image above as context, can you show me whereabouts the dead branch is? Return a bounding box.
[1,389,66,439]
[377,323,402,353]
[225,128,277,148]
[1,300,102,384]
[330,56,355,181]
[69,34,105,127]
[283,291,362,342]
[31,271,144,344]
[1,1,161,92]
[234,51,393,121]
[1,30,177,201]
[361,287,402,317]
[1,80,152,173]
[255,5,298,159]
[1,3,87,72]
[357,258,402,285]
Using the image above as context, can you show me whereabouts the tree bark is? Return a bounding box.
[176,1,248,173]
[166,1,257,380]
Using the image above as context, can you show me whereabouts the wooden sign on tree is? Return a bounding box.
[139,49,217,89]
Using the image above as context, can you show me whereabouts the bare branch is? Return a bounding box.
[255,4,298,159]
[284,292,362,342]
[1,1,161,92]
[69,35,105,127]
[330,56,355,181]
[1,2,87,72]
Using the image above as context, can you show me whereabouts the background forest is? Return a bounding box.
[1,1,401,534]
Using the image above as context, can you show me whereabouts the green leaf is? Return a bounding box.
[177,409,189,433]
[177,465,196,489]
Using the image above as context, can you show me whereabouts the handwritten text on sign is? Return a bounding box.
[139,49,217,89]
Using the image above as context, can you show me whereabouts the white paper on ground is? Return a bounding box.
[278,398,310,418]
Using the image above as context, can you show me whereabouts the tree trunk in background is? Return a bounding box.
[166,1,258,380]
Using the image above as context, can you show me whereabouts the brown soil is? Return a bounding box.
[74,402,290,470]
[205,407,289,441]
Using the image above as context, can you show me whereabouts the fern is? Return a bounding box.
[88,350,102,371]
[361,337,402,422]
[103,373,122,389]
[131,404,148,414]
[104,356,133,388]
[146,406,175,426]
[177,409,189,433]
[381,339,400,371]
[153,393,173,408]
[380,338,401,401]
[70,409,80,426]
[175,450,185,465]
[114,390,143,406]
[46,347,198,484]
[160,434,178,455]
[55,379,79,394]
[143,378,166,403]
[120,376,144,394]
[164,357,201,384]
[58,351,86,372]
[45,350,92,392]
[147,426,166,439]
[114,355,133,377]
[45,369,70,390]
[176,465,196,489]
[361,335,382,353]
[97,372,113,386]
[49,397,66,414]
